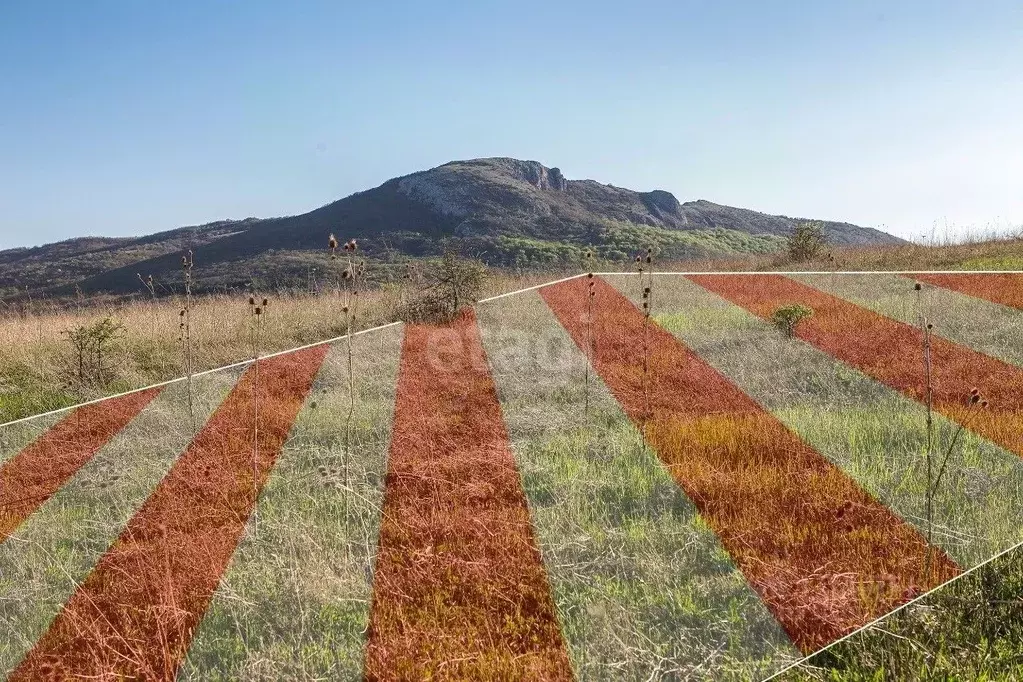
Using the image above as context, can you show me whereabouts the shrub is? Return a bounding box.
[397,250,487,323]
[771,304,813,337]
[788,221,827,262]
[62,317,125,388]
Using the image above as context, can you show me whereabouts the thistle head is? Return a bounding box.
[249,296,256,306]
[914,282,922,291]
[328,234,338,250]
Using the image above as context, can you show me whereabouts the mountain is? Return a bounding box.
[0,157,903,299]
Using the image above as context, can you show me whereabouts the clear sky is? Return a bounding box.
[1,1,1021,249]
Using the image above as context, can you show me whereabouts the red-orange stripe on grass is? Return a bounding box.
[364,309,573,681]
[9,345,328,681]
[0,388,162,543]
[913,272,1023,311]
[541,277,959,653]
[689,274,1023,459]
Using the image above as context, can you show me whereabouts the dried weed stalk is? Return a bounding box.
[179,250,196,433]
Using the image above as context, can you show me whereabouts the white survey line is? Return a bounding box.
[3,269,1020,429]
[761,534,1023,681]
[593,270,1023,276]
[477,272,586,302]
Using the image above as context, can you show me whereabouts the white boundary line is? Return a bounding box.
[761,535,1023,680]
[477,272,586,302]
[595,270,1023,276]
[3,268,1020,429]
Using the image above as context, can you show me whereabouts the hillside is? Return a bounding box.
[0,157,903,299]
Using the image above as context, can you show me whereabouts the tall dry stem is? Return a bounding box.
[180,250,196,433]
[249,294,268,527]
[330,234,361,541]
[637,248,655,435]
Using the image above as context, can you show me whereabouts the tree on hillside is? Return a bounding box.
[788,221,827,262]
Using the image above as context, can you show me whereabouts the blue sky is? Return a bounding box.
[1,1,1021,249]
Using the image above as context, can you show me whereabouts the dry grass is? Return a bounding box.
[2,234,1020,425]
[0,271,571,424]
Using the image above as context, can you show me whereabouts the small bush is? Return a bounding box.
[788,221,827,262]
[62,317,125,388]
[771,304,813,337]
[397,250,487,324]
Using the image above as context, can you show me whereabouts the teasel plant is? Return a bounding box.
[398,258,416,311]
[914,280,989,580]
[330,234,362,530]
[637,247,654,434]
[179,250,196,433]
[137,272,159,347]
[582,251,596,421]
[248,294,268,526]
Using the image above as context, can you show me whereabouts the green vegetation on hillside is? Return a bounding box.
[484,223,786,267]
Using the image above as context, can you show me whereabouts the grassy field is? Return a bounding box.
[2,234,1021,424]
[1,237,1023,679]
